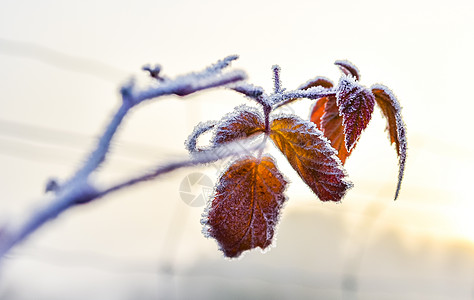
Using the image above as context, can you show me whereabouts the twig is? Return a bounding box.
[96,139,263,198]
[0,56,246,259]
[271,87,336,109]
[272,65,282,94]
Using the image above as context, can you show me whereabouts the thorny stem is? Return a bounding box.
[272,65,282,94]
[0,56,246,259]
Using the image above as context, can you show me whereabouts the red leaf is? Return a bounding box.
[298,76,334,90]
[335,60,361,81]
[309,96,328,128]
[212,105,265,146]
[372,85,407,200]
[270,116,352,202]
[204,156,288,258]
[310,96,354,164]
[336,76,375,151]
[304,77,354,163]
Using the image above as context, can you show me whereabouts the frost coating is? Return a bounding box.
[0,55,250,260]
[270,114,353,202]
[202,155,288,258]
[185,120,217,153]
[303,75,355,164]
[336,75,375,151]
[205,55,239,74]
[229,82,266,99]
[271,86,336,107]
[212,105,265,147]
[371,84,407,200]
[272,65,282,94]
[129,55,246,101]
[196,60,407,261]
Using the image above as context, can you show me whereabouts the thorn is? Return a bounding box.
[142,64,163,80]
[45,178,60,193]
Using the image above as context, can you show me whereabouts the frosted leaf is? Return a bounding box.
[309,95,354,164]
[335,60,361,81]
[270,115,352,202]
[212,105,265,147]
[371,84,407,200]
[185,120,217,153]
[203,155,288,258]
[336,75,375,151]
[302,76,354,163]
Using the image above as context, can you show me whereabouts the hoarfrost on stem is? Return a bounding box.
[0,55,248,259]
[185,120,217,153]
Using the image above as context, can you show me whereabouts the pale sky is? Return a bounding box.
[1,0,474,299]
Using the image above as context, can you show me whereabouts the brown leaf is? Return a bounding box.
[212,105,265,146]
[270,116,352,202]
[372,85,407,200]
[336,76,375,151]
[335,60,361,81]
[204,156,288,258]
[310,96,354,164]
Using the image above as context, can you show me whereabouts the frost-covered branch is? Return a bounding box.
[272,86,336,109]
[272,65,282,94]
[184,120,217,153]
[0,56,246,259]
[66,103,130,184]
[229,82,265,99]
[65,56,245,186]
[96,139,263,198]
[131,68,246,100]
[204,55,239,74]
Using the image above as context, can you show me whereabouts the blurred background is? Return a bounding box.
[1,0,473,299]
